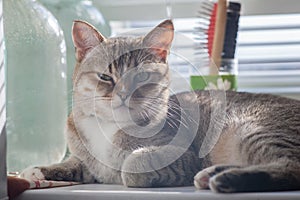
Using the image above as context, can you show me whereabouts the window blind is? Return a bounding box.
[236,14,300,98]
[110,13,300,99]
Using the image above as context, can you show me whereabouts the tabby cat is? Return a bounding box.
[21,20,300,193]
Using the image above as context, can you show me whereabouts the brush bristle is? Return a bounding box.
[195,1,241,66]
[194,1,217,66]
[207,3,217,57]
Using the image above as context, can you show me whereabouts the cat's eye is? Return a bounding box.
[134,72,150,82]
[97,73,113,82]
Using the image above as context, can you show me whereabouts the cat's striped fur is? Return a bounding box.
[21,20,300,193]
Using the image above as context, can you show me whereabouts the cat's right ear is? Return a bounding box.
[72,20,106,62]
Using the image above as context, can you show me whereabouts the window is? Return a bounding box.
[237,14,300,99]
[109,14,300,99]
[95,0,300,99]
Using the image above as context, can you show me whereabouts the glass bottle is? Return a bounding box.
[39,0,111,112]
[3,0,68,173]
[0,0,7,198]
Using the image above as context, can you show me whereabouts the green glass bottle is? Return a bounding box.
[4,0,68,173]
[39,0,111,112]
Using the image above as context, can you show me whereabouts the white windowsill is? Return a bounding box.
[15,184,300,200]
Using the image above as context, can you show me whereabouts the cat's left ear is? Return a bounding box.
[72,20,106,62]
[143,20,174,62]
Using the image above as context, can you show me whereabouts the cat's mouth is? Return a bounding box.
[114,102,134,110]
[113,102,150,125]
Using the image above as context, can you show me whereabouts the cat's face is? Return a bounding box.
[71,20,174,127]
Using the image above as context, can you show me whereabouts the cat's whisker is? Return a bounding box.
[166,105,189,129]
[140,110,147,121]
[173,117,189,129]
[140,103,162,120]
[167,105,181,116]
[133,96,190,129]
[166,116,179,129]
[166,103,191,129]
[167,120,177,129]
[141,104,160,115]
[142,110,149,121]
[72,99,97,105]
[73,96,111,102]
[71,98,110,108]
[144,106,160,119]
[147,100,168,107]
[138,109,154,123]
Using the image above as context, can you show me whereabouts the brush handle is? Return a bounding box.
[210,0,227,75]
[222,2,241,59]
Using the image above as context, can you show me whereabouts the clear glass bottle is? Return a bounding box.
[4,0,68,173]
[39,0,111,112]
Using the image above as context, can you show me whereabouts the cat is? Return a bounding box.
[21,19,300,193]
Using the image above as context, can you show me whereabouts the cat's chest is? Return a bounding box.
[76,117,129,183]
[78,117,122,156]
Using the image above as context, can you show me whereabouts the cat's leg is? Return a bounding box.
[20,156,96,183]
[194,165,241,189]
[207,162,300,193]
[121,145,201,187]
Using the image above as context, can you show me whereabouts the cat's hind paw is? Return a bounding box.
[194,169,210,189]
[20,167,45,181]
[209,171,239,193]
[209,169,273,193]
[194,165,241,191]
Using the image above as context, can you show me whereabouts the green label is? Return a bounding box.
[190,75,237,91]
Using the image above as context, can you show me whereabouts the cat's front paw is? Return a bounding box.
[121,148,160,187]
[20,167,45,181]
[21,165,79,182]
[122,145,195,187]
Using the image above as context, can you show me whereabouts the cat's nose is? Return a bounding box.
[117,92,129,102]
